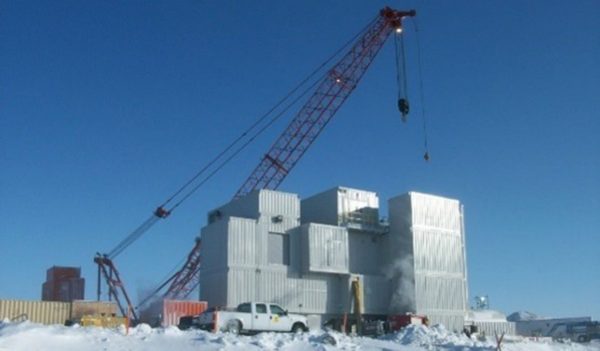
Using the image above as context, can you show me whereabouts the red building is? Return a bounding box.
[42,266,85,302]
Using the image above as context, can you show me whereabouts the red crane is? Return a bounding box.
[97,7,417,318]
[236,7,415,197]
[163,6,416,301]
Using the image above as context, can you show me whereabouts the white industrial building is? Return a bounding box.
[465,309,516,336]
[199,186,469,331]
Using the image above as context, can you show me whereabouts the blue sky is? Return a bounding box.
[1,1,598,320]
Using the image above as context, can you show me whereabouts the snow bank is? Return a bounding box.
[1,320,598,351]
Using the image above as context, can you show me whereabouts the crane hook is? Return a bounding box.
[398,98,409,122]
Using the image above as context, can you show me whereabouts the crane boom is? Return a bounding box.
[235,7,415,198]
[130,7,417,307]
[162,238,202,299]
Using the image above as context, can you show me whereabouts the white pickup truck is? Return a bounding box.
[195,302,308,334]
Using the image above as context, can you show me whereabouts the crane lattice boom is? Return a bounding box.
[235,7,415,198]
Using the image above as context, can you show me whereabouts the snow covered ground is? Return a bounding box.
[1,320,599,351]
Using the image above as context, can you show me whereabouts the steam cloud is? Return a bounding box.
[385,254,416,313]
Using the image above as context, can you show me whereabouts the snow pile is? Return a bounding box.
[384,324,487,347]
[1,319,599,351]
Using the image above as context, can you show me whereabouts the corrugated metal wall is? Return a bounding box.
[257,190,300,218]
[200,219,228,271]
[337,187,379,227]
[411,193,467,332]
[212,189,300,222]
[388,192,468,332]
[301,188,339,225]
[0,300,71,325]
[226,217,257,267]
[414,275,466,311]
[300,187,379,227]
[199,269,228,307]
[413,230,465,274]
[348,230,385,275]
[225,266,342,315]
[471,321,516,336]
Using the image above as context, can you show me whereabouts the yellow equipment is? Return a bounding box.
[351,277,363,333]
[80,313,128,328]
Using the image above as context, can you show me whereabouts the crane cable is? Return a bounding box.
[410,18,431,161]
[394,30,409,122]
[168,76,324,212]
[102,14,380,259]
[159,14,380,213]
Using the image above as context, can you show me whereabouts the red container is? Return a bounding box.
[388,314,429,331]
[139,299,208,327]
[162,299,208,327]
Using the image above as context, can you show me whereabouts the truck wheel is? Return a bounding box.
[292,323,306,334]
[226,320,241,335]
[577,335,589,343]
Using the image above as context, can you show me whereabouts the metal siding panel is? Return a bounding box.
[301,187,339,225]
[227,267,256,308]
[388,192,467,325]
[301,187,380,227]
[348,230,384,275]
[299,273,329,314]
[472,321,516,336]
[267,233,288,265]
[337,187,380,227]
[200,219,228,271]
[409,192,467,324]
[200,270,228,308]
[255,222,268,266]
[259,268,298,311]
[288,227,303,272]
[258,190,300,219]
[227,217,257,267]
[259,216,299,234]
[387,194,416,314]
[0,300,71,325]
[303,223,349,274]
